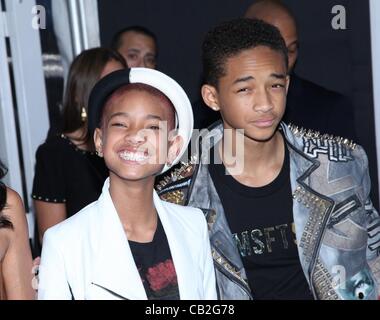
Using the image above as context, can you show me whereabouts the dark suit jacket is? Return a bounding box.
[284,74,357,141]
[192,98,221,130]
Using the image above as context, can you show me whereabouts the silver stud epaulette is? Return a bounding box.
[287,123,357,150]
[156,155,197,192]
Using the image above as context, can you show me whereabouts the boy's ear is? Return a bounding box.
[201,84,220,112]
[94,128,104,157]
[167,134,184,166]
[285,75,290,94]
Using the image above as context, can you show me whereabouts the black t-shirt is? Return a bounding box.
[32,134,109,218]
[129,217,180,300]
[208,138,314,300]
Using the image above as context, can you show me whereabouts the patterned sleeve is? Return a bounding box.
[357,144,380,296]
[366,199,380,260]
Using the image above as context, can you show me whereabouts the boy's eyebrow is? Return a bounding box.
[233,73,287,84]
[233,76,254,84]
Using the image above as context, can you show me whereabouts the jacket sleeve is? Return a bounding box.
[365,200,380,261]
[38,229,73,300]
[199,211,217,300]
[364,199,380,299]
[357,145,380,261]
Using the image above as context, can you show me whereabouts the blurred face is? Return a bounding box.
[202,46,289,143]
[95,90,181,182]
[118,31,157,69]
[270,14,298,72]
[251,12,298,72]
[100,59,125,79]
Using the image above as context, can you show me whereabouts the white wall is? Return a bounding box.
[370,0,380,199]
[0,0,50,238]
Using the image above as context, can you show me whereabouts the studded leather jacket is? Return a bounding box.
[157,121,380,300]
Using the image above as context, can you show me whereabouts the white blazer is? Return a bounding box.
[38,179,217,300]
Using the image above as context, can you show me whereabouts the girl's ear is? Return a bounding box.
[94,128,104,157]
[167,133,184,166]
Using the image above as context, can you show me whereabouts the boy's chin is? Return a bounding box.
[244,129,278,143]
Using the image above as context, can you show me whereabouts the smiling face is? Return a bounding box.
[94,87,181,182]
[202,46,289,143]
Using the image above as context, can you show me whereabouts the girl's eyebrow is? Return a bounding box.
[108,112,163,121]
[108,112,129,120]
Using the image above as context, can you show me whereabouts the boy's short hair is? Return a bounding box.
[202,18,288,87]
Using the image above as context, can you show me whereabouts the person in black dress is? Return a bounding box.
[32,48,127,245]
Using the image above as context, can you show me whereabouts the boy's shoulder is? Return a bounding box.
[285,123,363,163]
[156,157,197,205]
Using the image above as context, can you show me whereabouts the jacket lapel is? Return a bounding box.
[153,191,195,300]
[91,179,147,300]
[188,124,252,295]
[283,124,340,299]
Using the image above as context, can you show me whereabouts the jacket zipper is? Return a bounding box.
[327,199,358,228]
[91,283,129,300]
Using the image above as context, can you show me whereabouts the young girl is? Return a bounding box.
[38,68,217,300]
[0,161,34,299]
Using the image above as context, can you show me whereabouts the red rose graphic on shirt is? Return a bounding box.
[146,259,178,292]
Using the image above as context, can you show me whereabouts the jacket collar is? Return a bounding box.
[91,178,194,300]
[91,178,146,299]
[196,121,327,195]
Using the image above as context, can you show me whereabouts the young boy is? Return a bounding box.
[38,68,217,300]
[158,18,380,300]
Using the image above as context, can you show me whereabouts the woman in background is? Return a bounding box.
[0,161,34,299]
[32,48,127,245]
